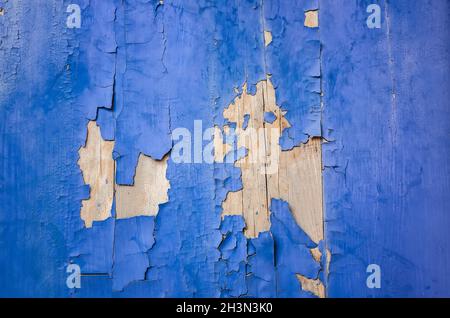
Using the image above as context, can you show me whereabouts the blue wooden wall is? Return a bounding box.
[0,0,449,297]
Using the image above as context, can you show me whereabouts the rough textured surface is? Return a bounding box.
[296,274,325,298]
[78,121,114,228]
[322,0,450,297]
[221,80,323,242]
[0,0,449,298]
[115,154,170,219]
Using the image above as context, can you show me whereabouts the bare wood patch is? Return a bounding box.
[115,154,170,219]
[326,248,331,277]
[264,30,272,47]
[78,121,115,228]
[304,10,319,28]
[221,81,280,237]
[221,80,323,242]
[310,246,322,263]
[278,138,324,243]
[296,274,325,298]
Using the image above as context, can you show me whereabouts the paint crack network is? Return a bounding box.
[215,79,328,297]
[74,0,327,298]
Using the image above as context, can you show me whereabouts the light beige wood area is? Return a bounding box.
[78,121,115,228]
[220,80,323,243]
[296,274,325,298]
[79,121,170,225]
[115,154,170,219]
[304,10,319,28]
[278,138,323,243]
[310,246,322,263]
[264,30,272,46]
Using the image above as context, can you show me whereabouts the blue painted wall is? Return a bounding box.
[0,0,449,297]
[322,0,450,297]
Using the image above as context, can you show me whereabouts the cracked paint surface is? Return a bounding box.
[78,120,170,223]
[220,79,323,243]
[1,0,449,298]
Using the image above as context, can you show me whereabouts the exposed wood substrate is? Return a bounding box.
[78,121,115,228]
[220,80,323,243]
[278,138,323,243]
[296,274,325,298]
[116,154,170,219]
[264,30,272,47]
[310,246,322,263]
[78,121,170,224]
[304,10,319,28]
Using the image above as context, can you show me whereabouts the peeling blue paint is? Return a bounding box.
[263,111,276,124]
[263,0,321,150]
[321,0,450,297]
[0,0,449,298]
